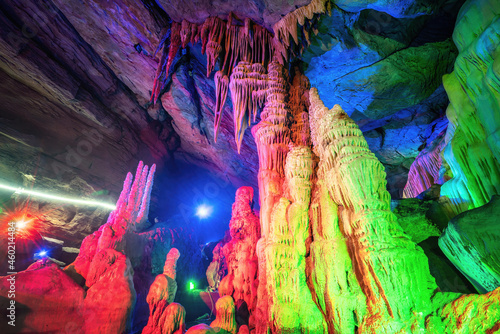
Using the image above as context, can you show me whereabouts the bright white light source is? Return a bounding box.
[0,183,116,210]
[195,204,213,219]
[38,250,47,257]
[16,220,28,229]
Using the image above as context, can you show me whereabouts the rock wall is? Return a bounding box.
[440,0,500,215]
[439,195,500,293]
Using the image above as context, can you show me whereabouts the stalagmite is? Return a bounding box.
[251,60,292,333]
[143,302,186,334]
[143,248,182,334]
[288,67,311,147]
[309,172,366,333]
[309,88,438,332]
[69,161,156,275]
[210,295,238,334]
[221,186,260,328]
[66,162,155,333]
[185,324,216,334]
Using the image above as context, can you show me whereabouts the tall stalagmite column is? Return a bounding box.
[220,186,260,328]
[251,60,290,333]
[309,88,438,332]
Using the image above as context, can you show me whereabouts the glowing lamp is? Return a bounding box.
[16,220,29,229]
[188,281,195,291]
[35,250,48,259]
[195,204,213,219]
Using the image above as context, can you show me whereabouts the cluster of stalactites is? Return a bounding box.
[150,14,273,98]
[151,4,332,152]
[251,61,291,176]
[288,67,311,147]
[273,0,331,63]
[151,14,276,150]
[229,61,268,152]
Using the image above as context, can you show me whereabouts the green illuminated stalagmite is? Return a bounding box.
[253,61,326,333]
[309,88,438,332]
[252,60,291,333]
[309,170,366,333]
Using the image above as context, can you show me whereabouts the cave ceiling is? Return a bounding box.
[0,0,464,238]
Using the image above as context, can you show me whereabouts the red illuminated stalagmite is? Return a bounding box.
[70,161,155,333]
[218,186,260,327]
[143,247,182,334]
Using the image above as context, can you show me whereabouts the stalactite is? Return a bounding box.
[214,71,230,142]
[204,17,226,77]
[151,23,182,104]
[272,0,330,63]
[309,88,438,332]
[150,14,276,149]
[229,61,268,151]
[150,29,170,104]
[180,19,195,48]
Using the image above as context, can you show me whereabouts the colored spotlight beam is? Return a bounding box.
[0,182,116,210]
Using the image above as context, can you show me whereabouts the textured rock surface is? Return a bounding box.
[391,198,443,243]
[440,0,500,215]
[429,287,500,333]
[0,262,85,333]
[439,195,500,293]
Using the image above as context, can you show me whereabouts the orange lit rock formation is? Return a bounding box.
[220,186,260,327]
